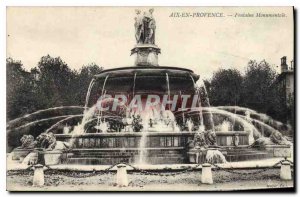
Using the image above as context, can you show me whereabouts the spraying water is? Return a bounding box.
[166,73,171,110]
[206,149,227,164]
[99,75,110,118]
[189,74,204,127]
[176,107,260,144]
[45,115,83,133]
[8,106,86,126]
[132,72,137,97]
[10,115,78,131]
[237,114,280,137]
[138,131,148,165]
[216,106,289,131]
[84,78,95,110]
[198,79,215,131]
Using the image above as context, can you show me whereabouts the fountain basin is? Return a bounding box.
[187,148,207,164]
[87,66,199,105]
[215,131,249,146]
[55,131,250,165]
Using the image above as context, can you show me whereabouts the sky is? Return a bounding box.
[7,7,294,79]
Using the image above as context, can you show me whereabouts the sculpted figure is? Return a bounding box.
[204,130,217,146]
[132,114,143,132]
[251,130,291,147]
[144,8,156,44]
[187,132,208,149]
[35,132,57,151]
[269,130,289,145]
[134,8,156,44]
[134,9,144,44]
[186,132,208,164]
[19,135,35,149]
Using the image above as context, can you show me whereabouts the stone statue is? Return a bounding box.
[251,130,291,147]
[269,130,289,145]
[187,132,208,149]
[35,132,57,151]
[132,114,143,132]
[19,135,35,149]
[134,9,144,44]
[186,132,208,164]
[134,8,156,45]
[204,130,217,147]
[144,8,156,44]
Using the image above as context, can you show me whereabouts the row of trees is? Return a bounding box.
[7,55,103,121]
[205,60,291,123]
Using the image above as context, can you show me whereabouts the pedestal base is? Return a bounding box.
[131,44,161,66]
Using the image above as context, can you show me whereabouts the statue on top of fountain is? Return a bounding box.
[134,8,156,45]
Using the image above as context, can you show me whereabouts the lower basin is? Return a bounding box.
[55,131,250,165]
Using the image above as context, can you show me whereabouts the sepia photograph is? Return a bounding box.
[6,6,295,191]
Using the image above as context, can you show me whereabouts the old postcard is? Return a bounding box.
[6,6,294,191]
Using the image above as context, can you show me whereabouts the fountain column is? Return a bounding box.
[131,45,161,66]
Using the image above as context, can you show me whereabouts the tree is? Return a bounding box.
[73,63,103,106]
[209,69,243,106]
[242,60,277,113]
[6,58,40,120]
[36,55,77,108]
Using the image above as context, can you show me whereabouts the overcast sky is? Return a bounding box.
[7,7,294,79]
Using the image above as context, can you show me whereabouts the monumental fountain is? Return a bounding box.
[9,8,292,166]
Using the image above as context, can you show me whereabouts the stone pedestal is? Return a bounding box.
[116,164,129,187]
[201,163,213,184]
[131,44,161,66]
[33,164,44,186]
[280,161,292,180]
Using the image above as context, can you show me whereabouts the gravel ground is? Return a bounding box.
[7,168,294,191]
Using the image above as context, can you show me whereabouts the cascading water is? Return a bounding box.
[189,75,204,128]
[84,78,95,110]
[69,105,98,146]
[178,107,260,144]
[206,149,227,164]
[45,115,83,133]
[132,72,137,97]
[73,74,110,137]
[216,106,290,132]
[98,75,109,117]
[237,114,280,137]
[138,129,148,165]
[11,115,80,131]
[186,118,193,132]
[198,79,215,131]
[166,73,171,110]
[68,76,112,143]
[7,106,86,129]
